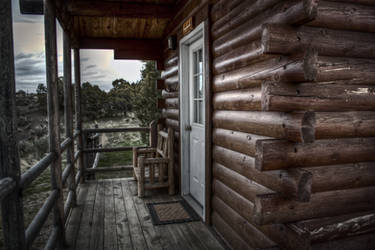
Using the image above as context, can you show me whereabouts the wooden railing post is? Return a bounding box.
[149,120,157,147]
[63,30,77,207]
[74,48,85,184]
[44,0,65,247]
[0,0,26,249]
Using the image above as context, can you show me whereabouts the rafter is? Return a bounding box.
[68,1,174,19]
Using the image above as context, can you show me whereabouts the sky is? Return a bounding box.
[12,0,143,92]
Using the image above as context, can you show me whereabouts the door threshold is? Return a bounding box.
[183,194,204,220]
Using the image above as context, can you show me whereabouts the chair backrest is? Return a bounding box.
[156,127,173,158]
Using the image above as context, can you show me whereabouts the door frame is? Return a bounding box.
[179,21,210,221]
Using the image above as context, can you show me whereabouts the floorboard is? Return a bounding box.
[65,178,226,250]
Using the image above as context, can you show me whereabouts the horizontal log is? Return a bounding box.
[74,150,80,163]
[161,65,178,80]
[308,162,375,193]
[0,177,16,201]
[75,170,81,186]
[262,24,375,58]
[308,1,375,33]
[211,212,252,250]
[161,90,178,98]
[85,165,133,173]
[165,97,179,109]
[20,152,56,189]
[212,195,276,249]
[213,56,288,92]
[62,163,73,186]
[254,186,375,225]
[315,112,375,139]
[211,0,280,40]
[44,226,60,250]
[213,0,318,57]
[83,127,149,133]
[213,40,275,75]
[83,146,133,153]
[311,231,375,250]
[332,0,375,5]
[292,211,375,243]
[304,54,375,83]
[60,137,72,152]
[213,147,312,201]
[162,108,179,120]
[165,118,179,131]
[25,190,59,248]
[213,179,311,249]
[213,179,255,221]
[64,190,75,223]
[213,128,271,157]
[213,87,262,111]
[255,138,375,170]
[262,82,375,112]
[213,162,274,203]
[213,110,315,143]
[164,56,178,68]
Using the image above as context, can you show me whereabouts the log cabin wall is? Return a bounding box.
[209,0,375,249]
[161,0,375,249]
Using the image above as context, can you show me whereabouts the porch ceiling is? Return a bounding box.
[20,0,178,40]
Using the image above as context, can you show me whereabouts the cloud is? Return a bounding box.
[85,64,96,70]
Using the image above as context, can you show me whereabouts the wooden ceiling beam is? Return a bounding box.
[114,49,162,61]
[68,1,175,19]
[79,38,163,50]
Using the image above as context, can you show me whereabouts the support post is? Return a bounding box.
[0,1,26,249]
[44,0,65,247]
[74,48,85,183]
[149,120,157,147]
[63,30,76,207]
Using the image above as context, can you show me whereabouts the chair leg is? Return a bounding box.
[138,156,145,198]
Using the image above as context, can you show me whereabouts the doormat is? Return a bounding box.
[147,200,200,225]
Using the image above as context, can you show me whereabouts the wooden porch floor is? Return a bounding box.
[65,178,226,250]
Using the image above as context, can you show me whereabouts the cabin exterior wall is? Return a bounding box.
[161,0,375,249]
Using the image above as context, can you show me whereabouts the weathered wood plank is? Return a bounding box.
[121,180,148,249]
[128,180,163,250]
[89,181,105,250]
[104,180,118,250]
[74,182,97,250]
[65,184,86,249]
[113,180,133,249]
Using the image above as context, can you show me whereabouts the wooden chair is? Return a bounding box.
[132,127,175,197]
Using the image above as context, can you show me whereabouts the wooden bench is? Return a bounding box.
[132,127,175,197]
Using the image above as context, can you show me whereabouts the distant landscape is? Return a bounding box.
[0,61,160,250]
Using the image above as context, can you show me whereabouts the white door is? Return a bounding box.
[188,39,205,206]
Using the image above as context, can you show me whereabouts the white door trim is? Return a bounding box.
[179,22,206,220]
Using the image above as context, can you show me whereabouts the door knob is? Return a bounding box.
[185,125,192,131]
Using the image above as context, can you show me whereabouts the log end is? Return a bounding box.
[301,111,316,143]
[297,170,313,202]
[304,49,318,81]
[255,140,265,171]
[303,0,319,20]
[284,112,316,143]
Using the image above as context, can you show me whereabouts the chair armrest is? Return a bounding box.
[136,147,156,153]
[143,158,169,165]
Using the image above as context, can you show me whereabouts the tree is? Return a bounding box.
[36,83,47,113]
[107,79,133,117]
[81,81,108,120]
[133,61,161,127]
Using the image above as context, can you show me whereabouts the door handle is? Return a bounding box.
[185,125,192,131]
